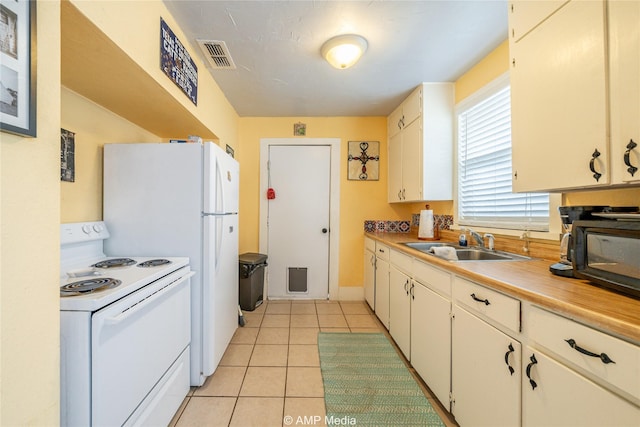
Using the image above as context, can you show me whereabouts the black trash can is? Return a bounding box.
[239,253,267,311]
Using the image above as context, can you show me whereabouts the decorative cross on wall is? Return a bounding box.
[348,141,379,181]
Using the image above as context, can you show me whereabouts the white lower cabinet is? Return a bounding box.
[363,238,376,310]
[452,305,521,426]
[523,348,639,427]
[374,257,390,330]
[389,265,411,358]
[373,243,391,329]
[410,279,451,409]
[362,239,640,426]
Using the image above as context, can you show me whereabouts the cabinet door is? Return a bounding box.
[452,306,521,426]
[411,281,451,410]
[523,349,640,426]
[388,105,403,138]
[387,131,403,202]
[510,0,609,191]
[508,0,568,42]
[609,0,640,184]
[363,249,375,310]
[389,266,411,358]
[402,87,422,127]
[374,258,390,329]
[401,118,422,201]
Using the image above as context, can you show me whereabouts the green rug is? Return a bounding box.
[318,332,445,426]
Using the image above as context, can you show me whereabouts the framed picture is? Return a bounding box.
[160,18,198,106]
[0,0,36,137]
[294,122,306,136]
[60,128,75,182]
[348,141,379,180]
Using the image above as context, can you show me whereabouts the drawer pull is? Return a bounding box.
[504,343,515,375]
[526,354,538,390]
[470,293,490,306]
[564,339,616,364]
[404,279,409,295]
[410,283,415,300]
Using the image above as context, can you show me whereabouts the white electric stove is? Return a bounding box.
[60,221,192,427]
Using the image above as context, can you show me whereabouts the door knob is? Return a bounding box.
[322,228,328,234]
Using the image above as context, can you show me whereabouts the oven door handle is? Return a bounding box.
[103,272,194,326]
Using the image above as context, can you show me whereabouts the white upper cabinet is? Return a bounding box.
[508,0,568,42]
[387,83,453,202]
[510,0,640,191]
[509,0,609,192]
[609,0,640,184]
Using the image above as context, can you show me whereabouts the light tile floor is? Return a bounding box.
[169,300,456,427]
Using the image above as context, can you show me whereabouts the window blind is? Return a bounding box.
[457,82,549,231]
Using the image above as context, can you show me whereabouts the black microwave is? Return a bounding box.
[572,219,640,298]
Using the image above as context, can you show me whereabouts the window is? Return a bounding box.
[456,74,550,231]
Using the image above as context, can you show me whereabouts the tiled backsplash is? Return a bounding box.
[364,215,453,233]
[412,213,454,231]
[364,220,411,233]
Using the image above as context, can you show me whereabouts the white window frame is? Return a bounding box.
[454,72,561,239]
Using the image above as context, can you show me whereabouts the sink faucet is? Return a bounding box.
[464,228,484,247]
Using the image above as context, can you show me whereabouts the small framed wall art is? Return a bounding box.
[348,141,379,181]
[0,0,37,137]
[61,128,75,182]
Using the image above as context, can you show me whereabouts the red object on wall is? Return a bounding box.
[267,188,276,200]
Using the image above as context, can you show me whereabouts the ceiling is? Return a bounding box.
[163,1,508,117]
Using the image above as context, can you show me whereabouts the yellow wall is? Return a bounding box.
[237,117,416,288]
[61,88,161,223]
[60,0,240,222]
[456,39,510,103]
[0,1,61,425]
[68,0,239,150]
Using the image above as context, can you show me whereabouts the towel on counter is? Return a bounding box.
[429,246,458,261]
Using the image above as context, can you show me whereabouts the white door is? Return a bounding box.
[266,144,331,299]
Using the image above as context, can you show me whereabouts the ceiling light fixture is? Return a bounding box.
[321,34,368,69]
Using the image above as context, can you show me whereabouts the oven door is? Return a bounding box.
[91,267,193,426]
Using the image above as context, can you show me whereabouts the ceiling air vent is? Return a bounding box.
[197,40,236,70]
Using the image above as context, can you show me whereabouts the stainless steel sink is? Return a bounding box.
[454,248,527,261]
[403,242,531,261]
[403,242,452,251]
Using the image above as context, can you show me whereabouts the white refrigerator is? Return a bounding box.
[103,142,239,386]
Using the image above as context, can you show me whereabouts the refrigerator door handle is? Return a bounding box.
[216,157,225,214]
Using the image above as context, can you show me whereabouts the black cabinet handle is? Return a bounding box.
[470,293,490,305]
[624,139,638,177]
[589,149,602,182]
[410,283,415,300]
[526,354,538,390]
[504,343,515,375]
[404,279,409,295]
[565,339,615,364]
[322,228,328,234]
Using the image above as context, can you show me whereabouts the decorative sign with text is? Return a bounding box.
[160,18,198,105]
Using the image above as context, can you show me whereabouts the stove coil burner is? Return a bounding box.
[92,258,136,268]
[137,259,172,268]
[60,278,122,296]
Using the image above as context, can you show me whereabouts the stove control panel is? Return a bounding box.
[61,221,110,245]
